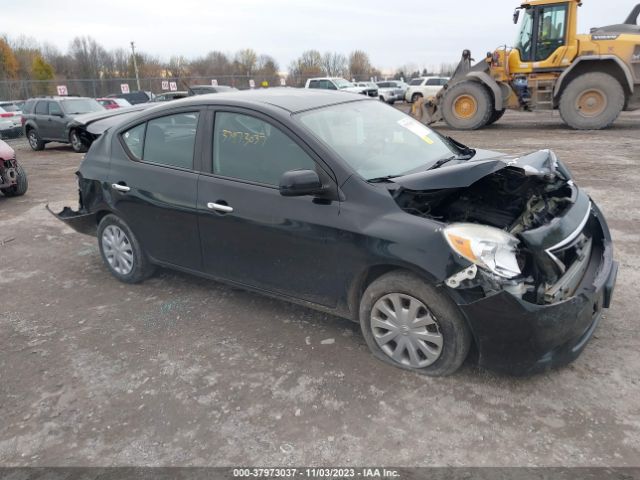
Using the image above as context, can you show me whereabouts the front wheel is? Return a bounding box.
[411,92,423,103]
[1,162,28,197]
[441,81,493,130]
[359,271,471,376]
[69,130,88,153]
[97,214,155,283]
[559,72,625,130]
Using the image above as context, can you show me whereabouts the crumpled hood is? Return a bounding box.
[389,149,572,191]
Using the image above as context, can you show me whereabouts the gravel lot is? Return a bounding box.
[1,109,639,467]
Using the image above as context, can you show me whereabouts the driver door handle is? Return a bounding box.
[112,183,130,192]
[207,202,233,213]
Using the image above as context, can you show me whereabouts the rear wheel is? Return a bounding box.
[0,163,28,197]
[97,214,155,283]
[27,128,45,151]
[69,130,87,153]
[359,271,471,376]
[559,72,625,130]
[441,81,493,130]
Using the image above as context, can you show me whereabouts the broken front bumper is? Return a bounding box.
[457,203,617,376]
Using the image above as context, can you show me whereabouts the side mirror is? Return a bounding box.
[279,169,324,197]
[513,8,520,24]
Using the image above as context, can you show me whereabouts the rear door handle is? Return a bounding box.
[112,183,130,192]
[207,202,233,213]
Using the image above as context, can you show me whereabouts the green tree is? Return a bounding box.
[32,54,54,80]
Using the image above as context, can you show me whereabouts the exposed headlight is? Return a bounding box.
[444,223,521,279]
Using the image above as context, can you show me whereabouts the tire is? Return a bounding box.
[559,72,625,130]
[27,128,45,151]
[359,270,471,376]
[69,129,88,153]
[486,108,506,126]
[441,81,493,130]
[97,214,155,284]
[1,162,28,197]
[411,92,423,103]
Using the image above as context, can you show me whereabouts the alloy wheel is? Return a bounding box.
[371,293,443,368]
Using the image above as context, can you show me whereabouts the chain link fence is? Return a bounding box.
[0,74,387,100]
[0,74,394,140]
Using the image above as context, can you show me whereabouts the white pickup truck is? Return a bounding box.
[304,77,378,97]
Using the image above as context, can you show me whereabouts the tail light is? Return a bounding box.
[0,112,15,118]
[21,116,26,126]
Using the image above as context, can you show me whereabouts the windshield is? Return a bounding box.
[114,98,132,107]
[515,8,534,61]
[62,98,104,114]
[334,78,354,89]
[297,101,455,180]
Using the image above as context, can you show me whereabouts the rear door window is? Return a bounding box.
[143,113,199,169]
[35,101,48,115]
[121,112,199,169]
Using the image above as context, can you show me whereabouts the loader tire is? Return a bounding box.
[441,81,493,130]
[559,72,625,130]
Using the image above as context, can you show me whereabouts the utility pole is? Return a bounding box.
[130,41,141,91]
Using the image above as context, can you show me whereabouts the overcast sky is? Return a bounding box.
[2,0,633,73]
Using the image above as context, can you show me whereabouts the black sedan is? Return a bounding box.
[50,89,617,376]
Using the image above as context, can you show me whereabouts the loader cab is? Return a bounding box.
[514,3,569,62]
[511,0,580,71]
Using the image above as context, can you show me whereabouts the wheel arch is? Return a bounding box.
[554,56,634,105]
[346,264,441,323]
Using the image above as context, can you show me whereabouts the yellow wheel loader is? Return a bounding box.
[419,1,640,130]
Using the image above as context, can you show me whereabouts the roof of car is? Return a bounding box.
[166,88,370,114]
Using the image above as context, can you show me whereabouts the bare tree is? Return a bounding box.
[322,52,347,77]
[348,50,373,80]
[234,48,258,76]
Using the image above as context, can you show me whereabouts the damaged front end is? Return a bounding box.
[390,149,618,374]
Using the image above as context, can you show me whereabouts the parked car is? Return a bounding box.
[50,89,617,377]
[151,91,189,102]
[354,82,380,98]
[405,76,450,103]
[305,77,378,97]
[0,138,28,197]
[97,98,132,109]
[106,91,153,105]
[22,96,105,152]
[376,80,408,104]
[188,85,238,96]
[0,105,23,139]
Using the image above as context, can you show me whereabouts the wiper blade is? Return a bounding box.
[445,135,476,159]
[427,156,457,170]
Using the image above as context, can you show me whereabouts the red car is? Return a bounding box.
[96,98,132,110]
[0,139,28,197]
